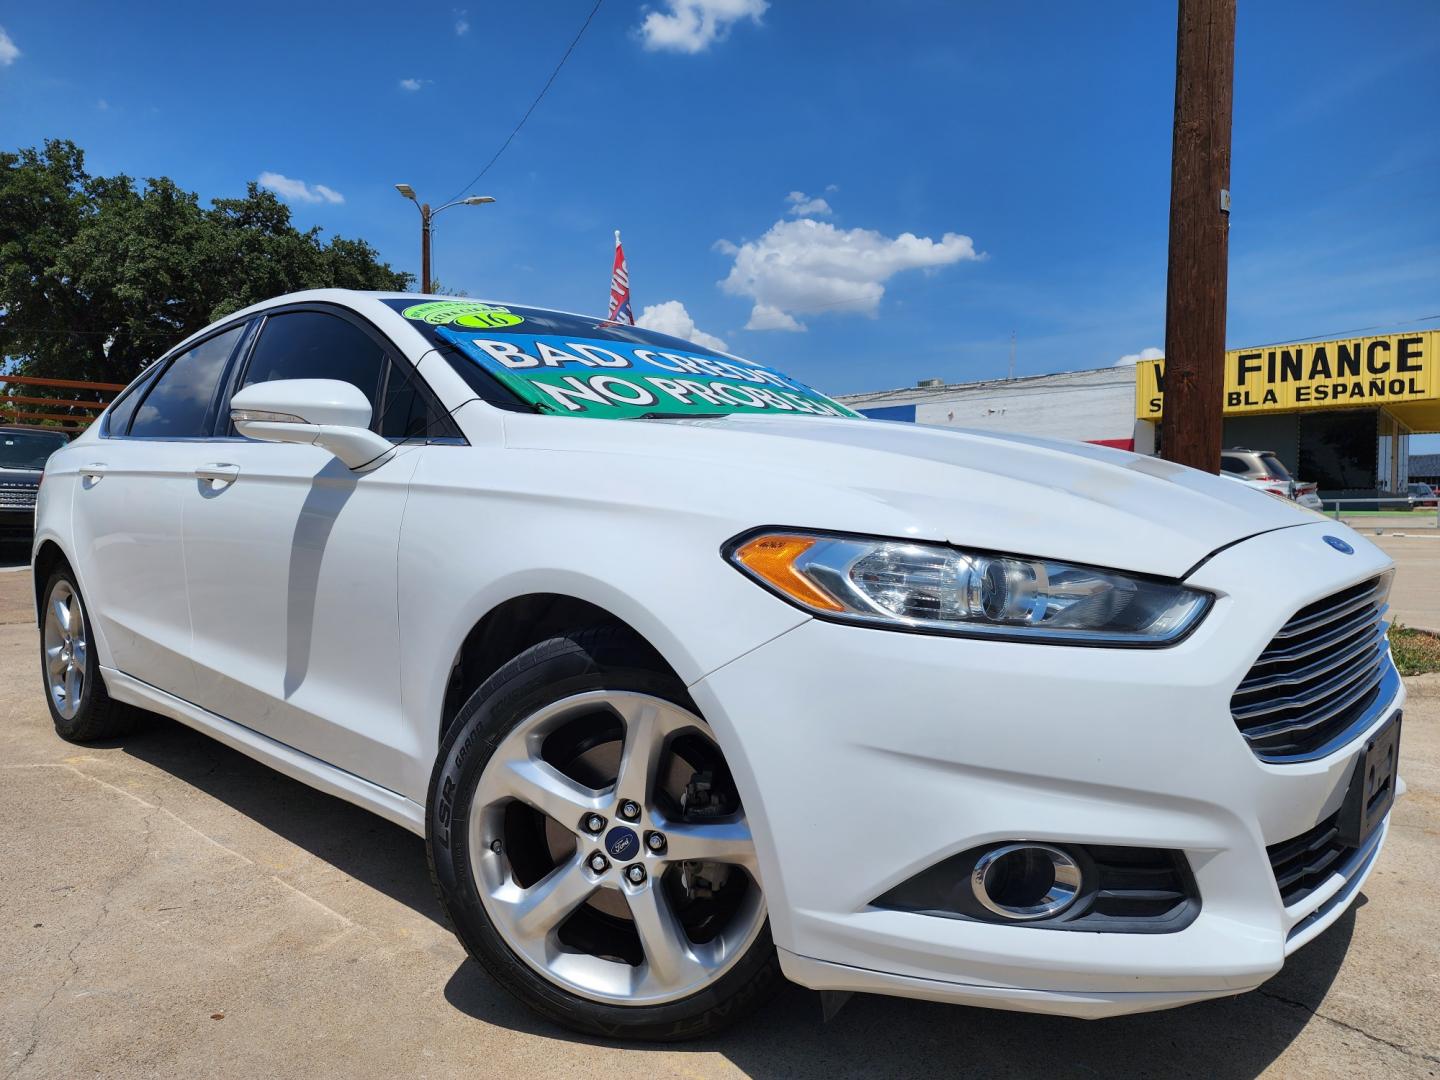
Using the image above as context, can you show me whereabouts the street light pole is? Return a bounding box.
[394,185,496,295]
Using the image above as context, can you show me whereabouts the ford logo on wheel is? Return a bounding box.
[605,826,639,860]
[1323,535,1354,555]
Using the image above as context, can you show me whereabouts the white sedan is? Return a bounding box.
[33,291,1403,1040]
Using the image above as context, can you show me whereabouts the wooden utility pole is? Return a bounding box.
[1160,0,1235,473]
[420,203,433,294]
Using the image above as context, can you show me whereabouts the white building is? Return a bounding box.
[840,366,1152,453]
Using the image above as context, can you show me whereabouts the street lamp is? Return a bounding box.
[394,185,496,294]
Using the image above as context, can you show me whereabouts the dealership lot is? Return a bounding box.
[1,561,1437,1079]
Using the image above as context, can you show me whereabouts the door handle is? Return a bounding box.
[80,463,107,482]
[195,463,241,487]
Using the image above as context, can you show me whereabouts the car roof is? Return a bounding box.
[154,289,617,365]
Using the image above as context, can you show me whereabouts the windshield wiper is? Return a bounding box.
[632,411,728,421]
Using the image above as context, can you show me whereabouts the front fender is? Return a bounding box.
[392,446,811,803]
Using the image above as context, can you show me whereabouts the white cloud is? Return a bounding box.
[96,99,110,111]
[1115,346,1164,366]
[0,26,19,66]
[718,217,984,331]
[636,300,729,352]
[257,172,345,205]
[454,8,470,35]
[785,190,832,217]
[638,0,767,53]
[399,77,427,91]
[745,304,804,332]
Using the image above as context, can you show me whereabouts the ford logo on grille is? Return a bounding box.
[1322,535,1354,555]
[605,826,639,860]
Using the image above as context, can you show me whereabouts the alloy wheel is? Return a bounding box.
[43,580,88,721]
[467,690,765,1006]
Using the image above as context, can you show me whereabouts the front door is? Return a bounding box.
[180,308,429,793]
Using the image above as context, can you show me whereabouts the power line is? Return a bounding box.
[1243,313,1440,351]
[445,0,605,204]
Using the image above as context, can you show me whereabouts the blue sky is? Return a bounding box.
[2,1,1438,445]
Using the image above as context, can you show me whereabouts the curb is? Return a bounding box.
[1403,673,1440,700]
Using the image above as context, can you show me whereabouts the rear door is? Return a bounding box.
[70,322,250,699]
[179,305,449,791]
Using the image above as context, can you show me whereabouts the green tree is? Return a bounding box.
[0,139,412,386]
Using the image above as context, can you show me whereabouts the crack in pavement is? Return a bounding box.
[1258,988,1440,1067]
[9,800,162,1080]
[4,764,358,1078]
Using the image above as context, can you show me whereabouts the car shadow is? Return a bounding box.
[443,903,1356,1078]
[114,710,445,924]
[115,711,1354,1078]
[282,461,357,698]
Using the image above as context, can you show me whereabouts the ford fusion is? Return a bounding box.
[32,291,1403,1040]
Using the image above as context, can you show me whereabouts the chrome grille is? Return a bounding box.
[0,483,37,510]
[1231,575,1397,762]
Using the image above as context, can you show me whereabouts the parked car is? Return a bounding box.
[1406,482,1438,509]
[0,425,70,542]
[32,292,1403,1040]
[1219,447,1323,510]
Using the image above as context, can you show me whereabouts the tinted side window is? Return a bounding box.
[377,359,455,440]
[1220,456,1247,474]
[103,363,164,436]
[129,325,245,438]
[241,312,385,418]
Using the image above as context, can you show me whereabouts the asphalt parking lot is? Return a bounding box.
[1367,533,1440,633]
[2,551,1438,1079]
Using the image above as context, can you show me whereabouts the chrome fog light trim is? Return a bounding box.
[971,843,1083,921]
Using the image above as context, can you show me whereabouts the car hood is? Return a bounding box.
[501,412,1318,579]
[0,466,42,486]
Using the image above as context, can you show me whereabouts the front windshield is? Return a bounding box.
[0,430,68,469]
[383,299,859,421]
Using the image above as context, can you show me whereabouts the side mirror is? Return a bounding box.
[231,379,394,471]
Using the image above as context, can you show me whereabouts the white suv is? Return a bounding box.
[1220,447,1323,510]
[33,291,1402,1040]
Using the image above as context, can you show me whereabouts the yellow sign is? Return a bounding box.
[1136,331,1440,432]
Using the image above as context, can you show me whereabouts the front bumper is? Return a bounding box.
[0,507,36,540]
[690,522,1402,1016]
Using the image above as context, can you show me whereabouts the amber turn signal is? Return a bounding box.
[731,534,846,612]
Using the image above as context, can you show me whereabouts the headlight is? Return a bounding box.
[726,531,1211,646]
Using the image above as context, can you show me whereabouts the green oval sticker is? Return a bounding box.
[455,310,524,329]
[401,301,524,329]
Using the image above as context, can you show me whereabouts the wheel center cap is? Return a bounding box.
[604,825,639,861]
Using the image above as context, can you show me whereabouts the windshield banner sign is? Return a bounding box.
[436,328,860,420]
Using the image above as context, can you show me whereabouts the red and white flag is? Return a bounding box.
[607,230,635,325]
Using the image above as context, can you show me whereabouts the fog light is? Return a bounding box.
[971,843,1082,920]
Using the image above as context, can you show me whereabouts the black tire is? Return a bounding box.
[39,568,134,743]
[426,625,780,1041]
